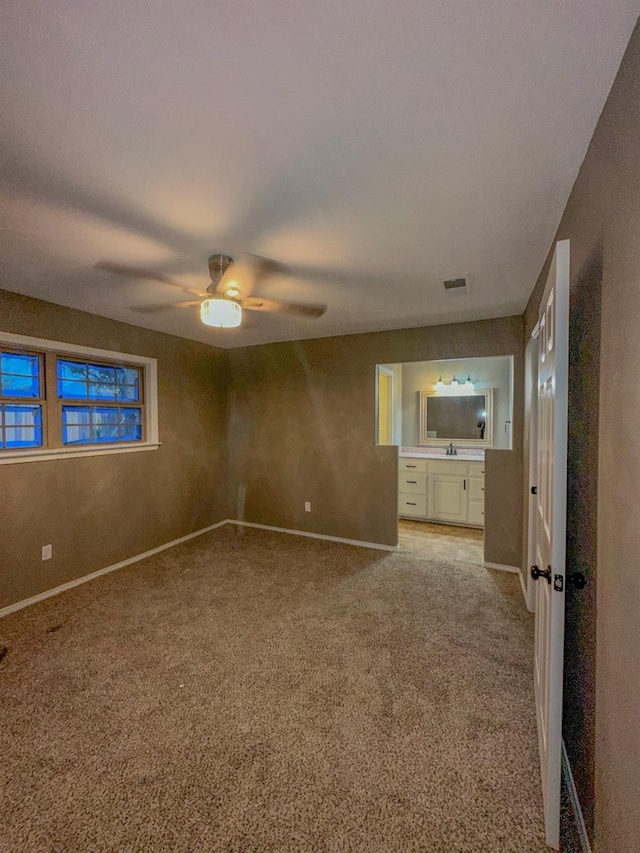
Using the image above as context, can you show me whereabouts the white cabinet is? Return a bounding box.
[398,459,428,518]
[398,457,484,527]
[429,473,467,523]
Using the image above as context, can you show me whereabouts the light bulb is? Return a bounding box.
[434,376,444,391]
[450,375,460,388]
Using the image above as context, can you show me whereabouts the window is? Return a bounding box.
[0,334,158,463]
[0,351,44,449]
[57,359,143,445]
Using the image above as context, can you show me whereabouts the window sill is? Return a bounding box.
[0,442,162,465]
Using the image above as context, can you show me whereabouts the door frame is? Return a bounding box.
[524,327,540,613]
[376,365,396,445]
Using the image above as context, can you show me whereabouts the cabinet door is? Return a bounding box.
[428,474,467,523]
[469,476,484,502]
[468,500,485,526]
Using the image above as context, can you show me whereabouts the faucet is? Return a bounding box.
[447,442,457,456]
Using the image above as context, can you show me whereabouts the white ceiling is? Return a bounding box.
[2,2,638,348]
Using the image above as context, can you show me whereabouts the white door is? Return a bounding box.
[532,239,570,849]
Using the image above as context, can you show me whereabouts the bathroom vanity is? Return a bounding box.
[398,453,485,527]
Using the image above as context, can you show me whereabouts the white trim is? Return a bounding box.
[229,520,398,551]
[0,330,159,463]
[0,519,230,619]
[562,739,592,853]
[481,560,520,574]
[0,442,161,465]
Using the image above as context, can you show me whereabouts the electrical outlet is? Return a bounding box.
[304,501,311,512]
[41,544,52,561]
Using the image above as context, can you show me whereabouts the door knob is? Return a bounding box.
[530,564,552,583]
[569,571,587,590]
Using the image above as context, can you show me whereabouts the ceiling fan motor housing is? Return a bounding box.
[208,254,234,291]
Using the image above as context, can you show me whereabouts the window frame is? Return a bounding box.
[0,332,159,465]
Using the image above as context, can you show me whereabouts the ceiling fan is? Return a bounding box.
[95,253,327,328]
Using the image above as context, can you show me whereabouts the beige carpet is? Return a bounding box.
[398,519,484,564]
[1,525,549,852]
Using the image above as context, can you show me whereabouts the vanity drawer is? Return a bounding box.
[399,458,428,473]
[398,473,427,494]
[468,462,485,476]
[428,459,469,475]
[399,494,427,517]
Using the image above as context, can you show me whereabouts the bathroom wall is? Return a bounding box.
[401,356,513,448]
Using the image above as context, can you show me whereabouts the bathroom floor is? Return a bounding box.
[398,519,484,564]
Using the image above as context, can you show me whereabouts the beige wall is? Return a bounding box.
[228,317,524,563]
[0,290,229,608]
[524,19,640,852]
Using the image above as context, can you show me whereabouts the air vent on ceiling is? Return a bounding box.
[443,277,468,291]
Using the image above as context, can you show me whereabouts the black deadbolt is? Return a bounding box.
[569,571,587,590]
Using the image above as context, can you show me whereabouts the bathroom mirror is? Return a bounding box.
[419,390,493,446]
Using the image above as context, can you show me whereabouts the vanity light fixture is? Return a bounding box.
[433,373,476,395]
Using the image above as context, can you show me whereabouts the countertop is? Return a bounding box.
[399,448,485,461]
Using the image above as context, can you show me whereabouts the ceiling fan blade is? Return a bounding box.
[213,253,291,295]
[241,253,290,278]
[128,300,201,314]
[95,261,211,299]
[241,296,326,317]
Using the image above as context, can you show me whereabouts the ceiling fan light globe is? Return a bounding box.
[200,298,242,328]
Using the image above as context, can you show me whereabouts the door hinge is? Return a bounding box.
[553,574,564,592]
[531,486,538,495]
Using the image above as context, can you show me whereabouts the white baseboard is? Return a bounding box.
[562,739,592,853]
[1,518,398,618]
[228,520,398,552]
[0,519,231,619]
[481,560,520,574]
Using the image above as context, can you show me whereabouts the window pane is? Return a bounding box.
[116,367,139,385]
[1,404,43,449]
[62,405,90,445]
[61,405,142,445]
[4,405,41,426]
[1,374,39,397]
[58,379,88,399]
[5,426,42,448]
[63,424,91,444]
[58,360,88,380]
[1,352,40,398]
[88,364,117,401]
[116,383,139,402]
[1,353,39,376]
[88,365,115,384]
[62,405,90,423]
[116,367,140,402]
[119,408,142,441]
[89,382,117,401]
[91,407,120,442]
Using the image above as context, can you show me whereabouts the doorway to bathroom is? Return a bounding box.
[376,355,514,564]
